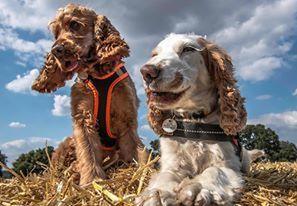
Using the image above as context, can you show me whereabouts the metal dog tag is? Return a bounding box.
[162,118,177,133]
[78,72,88,80]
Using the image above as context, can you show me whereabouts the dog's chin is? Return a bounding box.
[54,56,79,73]
[148,88,189,109]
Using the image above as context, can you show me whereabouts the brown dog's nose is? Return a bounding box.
[141,64,160,84]
[51,44,65,58]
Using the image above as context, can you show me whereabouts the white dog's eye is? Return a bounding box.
[181,46,196,54]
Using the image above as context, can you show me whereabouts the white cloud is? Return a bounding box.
[9,122,26,128]
[140,124,151,131]
[212,0,297,81]
[250,111,297,144]
[255,94,272,100]
[52,95,71,116]
[0,0,53,32]
[240,57,282,81]
[130,64,145,96]
[0,27,51,53]
[15,61,27,67]
[0,137,59,163]
[251,111,297,129]
[1,139,27,149]
[0,27,51,66]
[5,69,39,94]
[174,15,199,33]
[292,89,297,96]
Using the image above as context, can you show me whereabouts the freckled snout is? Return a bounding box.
[51,44,65,59]
[140,64,160,84]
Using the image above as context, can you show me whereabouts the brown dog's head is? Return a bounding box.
[32,4,129,93]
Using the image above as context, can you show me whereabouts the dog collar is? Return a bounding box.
[162,118,230,140]
[161,118,242,160]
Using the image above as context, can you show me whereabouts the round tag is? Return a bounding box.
[78,72,88,80]
[162,118,177,133]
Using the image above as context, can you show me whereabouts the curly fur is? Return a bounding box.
[32,4,144,185]
[94,15,129,64]
[32,53,74,93]
[51,137,76,167]
[197,38,246,135]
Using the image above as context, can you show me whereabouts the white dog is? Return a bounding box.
[136,34,257,206]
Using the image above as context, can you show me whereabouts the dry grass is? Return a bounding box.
[0,159,296,206]
[238,162,297,206]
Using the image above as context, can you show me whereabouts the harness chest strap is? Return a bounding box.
[85,63,129,150]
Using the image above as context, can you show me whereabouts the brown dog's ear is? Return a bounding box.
[32,53,75,93]
[198,38,247,135]
[94,15,129,64]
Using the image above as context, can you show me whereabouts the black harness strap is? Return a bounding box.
[86,65,128,149]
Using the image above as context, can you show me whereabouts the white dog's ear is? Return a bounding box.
[198,38,247,135]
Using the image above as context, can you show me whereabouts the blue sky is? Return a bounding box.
[0,0,296,164]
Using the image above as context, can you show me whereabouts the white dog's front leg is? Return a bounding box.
[176,167,243,206]
[136,171,181,206]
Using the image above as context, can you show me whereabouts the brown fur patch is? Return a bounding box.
[198,38,247,135]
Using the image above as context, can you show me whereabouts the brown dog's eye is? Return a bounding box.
[181,46,196,54]
[69,21,81,31]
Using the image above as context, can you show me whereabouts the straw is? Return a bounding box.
[0,160,296,206]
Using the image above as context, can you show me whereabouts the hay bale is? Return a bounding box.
[238,162,297,206]
[0,160,296,206]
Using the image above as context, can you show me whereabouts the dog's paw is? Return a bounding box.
[194,189,214,206]
[175,178,202,206]
[175,179,232,206]
[195,189,230,206]
[135,189,178,206]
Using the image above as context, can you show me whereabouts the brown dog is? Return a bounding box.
[32,4,145,185]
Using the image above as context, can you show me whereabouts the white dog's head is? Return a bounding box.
[141,33,247,135]
[141,34,213,111]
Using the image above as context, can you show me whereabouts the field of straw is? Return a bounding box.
[0,155,296,206]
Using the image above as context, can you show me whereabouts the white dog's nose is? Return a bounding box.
[140,64,160,84]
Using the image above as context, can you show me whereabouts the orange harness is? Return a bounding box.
[85,63,129,150]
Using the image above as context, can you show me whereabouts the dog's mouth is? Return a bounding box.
[64,60,79,72]
[149,88,189,105]
[62,47,97,72]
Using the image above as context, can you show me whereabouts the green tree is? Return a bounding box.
[274,141,297,162]
[12,146,54,176]
[239,124,297,162]
[0,150,7,177]
[239,124,281,161]
[150,139,160,157]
